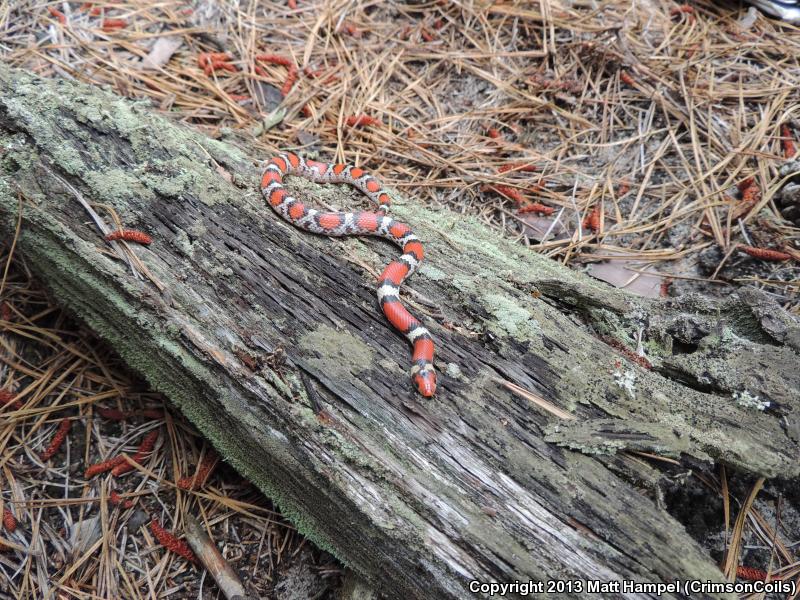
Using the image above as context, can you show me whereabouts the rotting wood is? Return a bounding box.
[0,66,798,600]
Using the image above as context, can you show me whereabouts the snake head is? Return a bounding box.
[414,371,437,398]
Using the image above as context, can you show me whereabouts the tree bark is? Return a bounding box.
[1,66,798,600]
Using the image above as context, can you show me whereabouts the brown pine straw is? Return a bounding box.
[681,470,800,585]
[722,477,765,580]
[492,377,575,421]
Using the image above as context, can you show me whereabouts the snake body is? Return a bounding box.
[261,153,436,397]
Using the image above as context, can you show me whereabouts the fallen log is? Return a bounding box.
[1,66,798,599]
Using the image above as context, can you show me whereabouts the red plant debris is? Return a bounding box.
[498,162,538,174]
[518,202,555,215]
[288,0,297,8]
[209,60,237,75]
[620,70,636,86]
[345,114,380,128]
[109,491,134,509]
[85,456,126,479]
[738,245,792,262]
[149,518,197,563]
[199,52,237,77]
[583,205,602,232]
[139,409,166,420]
[2,508,16,533]
[670,4,694,16]
[781,124,796,159]
[199,52,229,65]
[736,566,782,581]
[486,127,502,139]
[528,73,583,94]
[105,229,153,245]
[659,278,673,297]
[255,54,298,95]
[48,7,67,25]
[737,176,762,205]
[341,21,361,38]
[737,177,755,193]
[40,418,71,461]
[617,179,631,196]
[420,27,434,42]
[0,389,23,410]
[528,182,546,195]
[177,450,220,491]
[101,18,127,32]
[482,184,525,203]
[111,429,160,476]
[281,69,299,96]
[602,336,652,370]
[1,301,11,321]
[303,65,339,84]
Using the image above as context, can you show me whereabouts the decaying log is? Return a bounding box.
[1,66,798,599]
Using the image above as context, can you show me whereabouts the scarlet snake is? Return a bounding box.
[260,153,436,397]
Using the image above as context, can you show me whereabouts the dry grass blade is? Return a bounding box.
[493,376,575,420]
[723,477,765,581]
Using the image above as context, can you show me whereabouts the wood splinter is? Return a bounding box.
[184,514,247,600]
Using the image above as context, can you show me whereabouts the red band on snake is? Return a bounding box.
[260,153,437,397]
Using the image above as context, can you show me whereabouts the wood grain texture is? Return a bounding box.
[1,66,798,599]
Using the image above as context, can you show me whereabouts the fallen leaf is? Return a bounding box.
[141,36,183,69]
[587,252,664,298]
[520,214,569,242]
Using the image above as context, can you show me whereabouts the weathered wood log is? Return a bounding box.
[1,66,798,599]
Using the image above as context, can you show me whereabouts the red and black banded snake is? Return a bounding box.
[260,153,436,397]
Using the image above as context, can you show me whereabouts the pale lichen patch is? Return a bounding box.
[445,362,464,380]
[174,230,195,258]
[613,369,636,399]
[482,293,540,340]
[299,324,375,380]
[733,390,769,411]
[83,168,149,204]
[418,263,446,281]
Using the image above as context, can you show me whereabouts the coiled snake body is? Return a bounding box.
[261,153,436,397]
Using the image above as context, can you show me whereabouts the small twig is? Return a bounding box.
[493,377,575,420]
[184,514,247,600]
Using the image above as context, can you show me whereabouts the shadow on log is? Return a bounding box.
[0,66,798,599]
